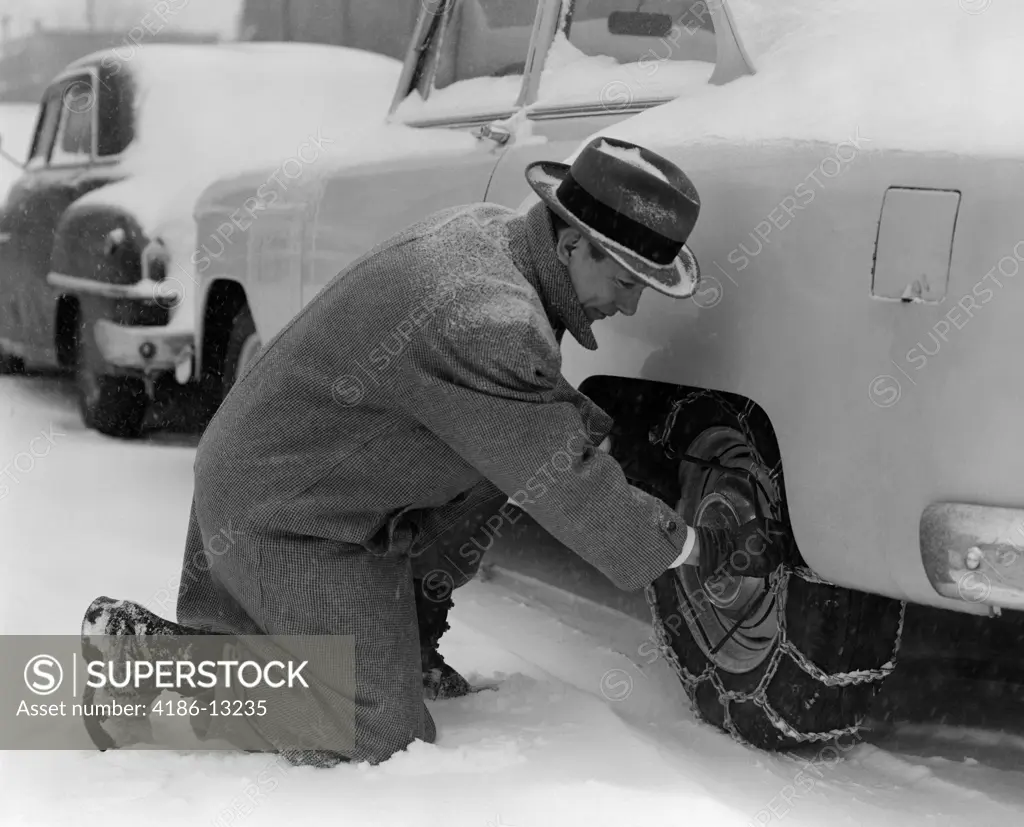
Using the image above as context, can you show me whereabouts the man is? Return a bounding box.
[82,137,790,766]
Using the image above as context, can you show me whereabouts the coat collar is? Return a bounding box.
[507,202,598,351]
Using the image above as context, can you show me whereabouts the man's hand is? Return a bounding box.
[693,518,793,581]
[597,436,612,454]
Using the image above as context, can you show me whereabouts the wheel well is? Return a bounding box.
[578,376,784,502]
[199,280,249,387]
[54,295,80,370]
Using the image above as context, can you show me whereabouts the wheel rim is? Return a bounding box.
[673,426,780,674]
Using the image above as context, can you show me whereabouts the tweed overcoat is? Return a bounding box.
[175,201,688,764]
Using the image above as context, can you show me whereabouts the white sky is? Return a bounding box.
[0,0,243,40]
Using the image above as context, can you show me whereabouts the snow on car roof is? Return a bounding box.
[601,0,1024,158]
[73,42,401,169]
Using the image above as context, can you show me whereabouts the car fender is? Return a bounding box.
[55,176,202,332]
[559,135,1024,616]
[51,196,147,289]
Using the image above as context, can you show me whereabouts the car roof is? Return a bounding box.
[49,39,403,179]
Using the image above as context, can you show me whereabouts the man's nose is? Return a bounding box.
[617,291,642,316]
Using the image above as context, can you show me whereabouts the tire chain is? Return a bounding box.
[645,390,908,746]
[651,389,784,514]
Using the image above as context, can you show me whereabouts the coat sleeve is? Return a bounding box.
[392,297,687,592]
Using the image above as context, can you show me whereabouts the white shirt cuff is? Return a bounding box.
[669,525,697,568]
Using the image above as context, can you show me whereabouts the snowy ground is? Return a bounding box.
[4,373,1024,827]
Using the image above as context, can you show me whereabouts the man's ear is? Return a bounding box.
[555,227,584,266]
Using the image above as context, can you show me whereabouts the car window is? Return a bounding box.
[534,0,717,109]
[25,93,63,170]
[96,61,133,157]
[50,76,95,166]
[394,0,541,122]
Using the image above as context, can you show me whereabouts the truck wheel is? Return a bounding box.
[0,346,25,374]
[75,318,147,439]
[641,390,906,748]
[221,306,261,399]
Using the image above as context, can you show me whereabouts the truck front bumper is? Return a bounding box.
[93,319,194,382]
[921,502,1024,611]
[48,270,195,382]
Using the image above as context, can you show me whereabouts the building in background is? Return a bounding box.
[238,0,421,61]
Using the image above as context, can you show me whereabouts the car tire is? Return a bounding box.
[0,346,25,375]
[221,306,261,399]
[75,317,147,439]
[638,389,906,749]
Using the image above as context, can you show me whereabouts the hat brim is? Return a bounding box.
[525,160,700,299]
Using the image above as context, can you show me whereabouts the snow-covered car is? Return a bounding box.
[0,42,401,437]
[189,0,1024,751]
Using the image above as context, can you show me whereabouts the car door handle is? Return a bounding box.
[473,122,512,146]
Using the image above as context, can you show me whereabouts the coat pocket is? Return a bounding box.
[365,506,421,559]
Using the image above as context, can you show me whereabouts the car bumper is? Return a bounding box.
[93,319,194,380]
[921,502,1024,611]
[47,270,182,303]
[48,270,194,380]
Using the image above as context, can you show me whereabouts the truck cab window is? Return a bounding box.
[26,93,63,170]
[50,77,95,165]
[537,0,717,108]
[396,0,540,120]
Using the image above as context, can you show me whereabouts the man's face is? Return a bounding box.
[556,228,647,322]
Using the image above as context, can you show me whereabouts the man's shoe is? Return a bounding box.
[694,518,795,581]
[80,596,210,749]
[412,582,474,700]
[422,647,474,700]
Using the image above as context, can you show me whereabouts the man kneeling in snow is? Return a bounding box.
[81,137,790,766]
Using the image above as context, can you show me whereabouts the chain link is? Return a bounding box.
[646,569,906,746]
[645,391,907,746]
[651,390,785,515]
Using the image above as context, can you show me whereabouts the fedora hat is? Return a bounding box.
[525,136,701,298]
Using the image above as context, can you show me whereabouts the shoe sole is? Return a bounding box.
[81,597,116,751]
[79,595,186,751]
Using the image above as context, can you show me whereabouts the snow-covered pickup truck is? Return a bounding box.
[0,42,401,437]
[190,0,1024,750]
